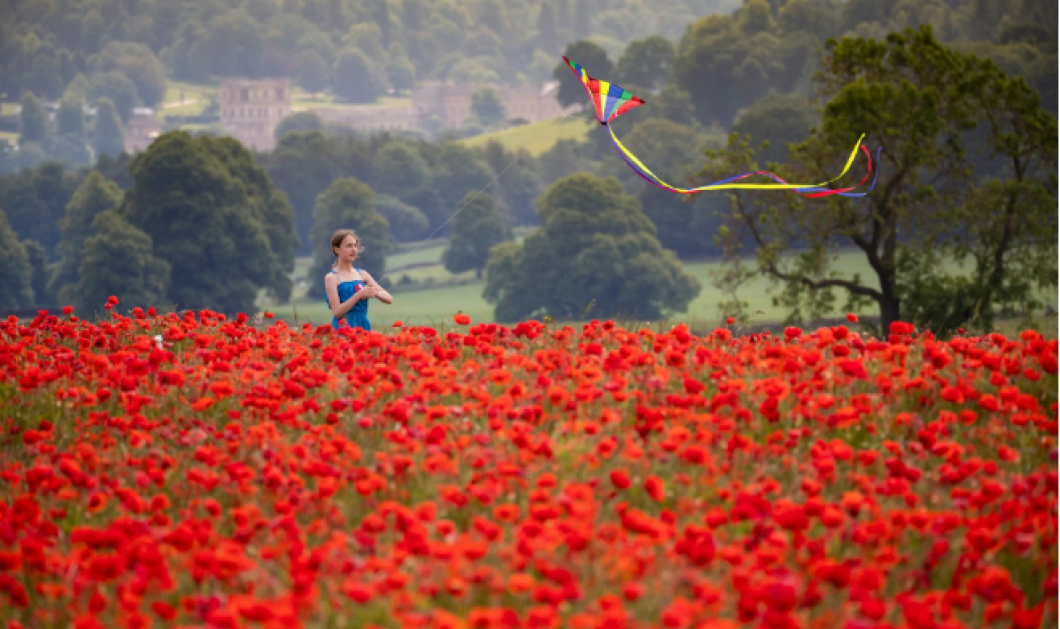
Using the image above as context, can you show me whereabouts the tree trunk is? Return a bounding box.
[476,268,483,280]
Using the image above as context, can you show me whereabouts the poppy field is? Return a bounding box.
[0,304,1057,629]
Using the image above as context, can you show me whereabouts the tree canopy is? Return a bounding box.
[703,25,1058,333]
[442,192,512,279]
[484,173,700,321]
[306,177,391,299]
[69,210,170,316]
[121,132,296,314]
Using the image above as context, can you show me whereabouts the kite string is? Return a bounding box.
[379,154,524,281]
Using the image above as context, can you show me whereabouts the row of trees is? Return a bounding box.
[2,91,126,174]
[0,132,295,316]
[1,0,727,113]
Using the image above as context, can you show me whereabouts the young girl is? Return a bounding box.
[324,229,393,331]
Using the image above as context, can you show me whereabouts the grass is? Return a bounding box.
[460,116,594,156]
[160,101,209,117]
[165,80,216,100]
[1,102,17,115]
[260,243,1058,334]
[262,283,495,328]
[0,131,17,143]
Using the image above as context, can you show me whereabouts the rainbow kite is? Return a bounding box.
[561,56,879,198]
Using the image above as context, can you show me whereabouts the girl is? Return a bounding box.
[324,229,392,331]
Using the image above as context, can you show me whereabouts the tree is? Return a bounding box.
[442,193,512,279]
[44,133,92,167]
[88,71,139,121]
[68,211,170,316]
[470,87,506,127]
[22,239,49,305]
[92,98,125,158]
[333,48,379,103]
[703,26,1058,333]
[51,171,124,300]
[898,54,1058,333]
[0,161,80,256]
[25,53,65,100]
[0,211,34,310]
[553,41,613,108]
[537,2,558,56]
[484,173,700,321]
[429,143,495,233]
[296,50,330,95]
[57,96,85,137]
[375,194,429,242]
[306,177,391,298]
[386,55,416,93]
[615,36,675,92]
[737,0,776,36]
[91,41,167,107]
[18,92,47,147]
[274,112,325,141]
[640,84,697,127]
[732,93,818,164]
[573,0,591,41]
[671,14,796,126]
[121,132,296,313]
[267,131,343,254]
[372,142,429,197]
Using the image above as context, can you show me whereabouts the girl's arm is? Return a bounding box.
[362,271,393,305]
[325,274,372,319]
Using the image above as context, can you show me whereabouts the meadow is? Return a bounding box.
[0,303,1055,628]
[460,116,594,156]
[258,242,1058,335]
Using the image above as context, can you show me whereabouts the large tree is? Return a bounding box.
[703,26,1058,333]
[22,240,49,305]
[121,132,296,313]
[442,192,512,279]
[333,48,379,103]
[614,36,675,92]
[51,171,124,300]
[92,98,125,159]
[266,131,343,254]
[470,87,507,128]
[0,161,81,256]
[68,211,170,317]
[484,173,700,322]
[18,93,47,147]
[306,177,391,298]
[0,211,34,311]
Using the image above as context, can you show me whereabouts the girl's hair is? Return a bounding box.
[331,229,364,268]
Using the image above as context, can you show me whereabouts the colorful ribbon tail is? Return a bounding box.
[608,124,879,198]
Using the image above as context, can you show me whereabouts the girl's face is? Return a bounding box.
[335,235,360,262]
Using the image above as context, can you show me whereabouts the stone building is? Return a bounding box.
[124,107,162,153]
[311,105,420,132]
[412,81,578,129]
[218,77,291,152]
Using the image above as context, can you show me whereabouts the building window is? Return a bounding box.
[276,88,285,100]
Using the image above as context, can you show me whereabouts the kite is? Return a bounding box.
[561,56,879,198]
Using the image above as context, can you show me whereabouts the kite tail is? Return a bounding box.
[609,125,880,197]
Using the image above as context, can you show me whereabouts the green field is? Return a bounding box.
[461,116,594,156]
[0,131,17,143]
[259,241,1059,332]
[1,102,17,115]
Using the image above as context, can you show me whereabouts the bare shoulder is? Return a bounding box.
[360,269,374,282]
[324,272,338,285]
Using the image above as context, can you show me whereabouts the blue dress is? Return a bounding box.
[327,269,371,331]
